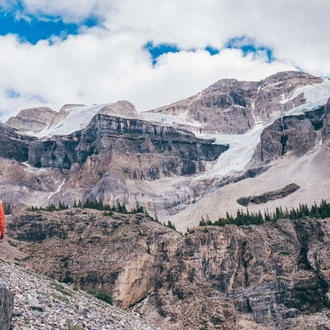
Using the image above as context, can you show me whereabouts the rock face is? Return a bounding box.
[253,71,322,123]
[8,209,181,311]
[7,209,330,330]
[28,114,227,172]
[0,280,14,330]
[253,103,329,164]
[25,114,228,206]
[96,100,140,118]
[0,123,35,162]
[147,71,322,134]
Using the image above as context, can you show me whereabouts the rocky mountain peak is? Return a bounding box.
[263,70,321,84]
[96,100,139,118]
[202,78,242,93]
[144,70,327,135]
[6,107,58,132]
[59,104,85,113]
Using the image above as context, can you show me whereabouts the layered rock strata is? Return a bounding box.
[6,107,58,132]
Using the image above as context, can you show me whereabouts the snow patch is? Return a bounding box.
[140,111,202,128]
[47,179,66,200]
[195,123,266,179]
[31,104,111,138]
[22,161,48,173]
[280,79,330,115]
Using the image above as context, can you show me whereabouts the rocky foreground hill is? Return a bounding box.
[0,257,163,330]
[2,208,330,330]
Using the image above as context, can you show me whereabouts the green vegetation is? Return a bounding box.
[28,199,147,215]
[27,201,68,212]
[164,220,177,231]
[65,325,83,330]
[27,199,180,234]
[51,281,73,297]
[198,199,330,228]
[89,289,113,305]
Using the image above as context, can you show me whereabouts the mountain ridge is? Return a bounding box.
[1,70,330,230]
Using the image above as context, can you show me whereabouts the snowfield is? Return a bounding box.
[283,78,330,115]
[33,104,109,138]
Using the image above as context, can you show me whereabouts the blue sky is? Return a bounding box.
[0,9,99,44]
[0,0,328,120]
[0,8,265,64]
[143,42,221,65]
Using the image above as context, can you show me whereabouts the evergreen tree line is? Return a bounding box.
[198,199,330,228]
[27,199,180,231]
[28,199,145,215]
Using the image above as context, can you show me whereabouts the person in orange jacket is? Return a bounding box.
[0,201,5,242]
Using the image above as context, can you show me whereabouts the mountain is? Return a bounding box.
[2,70,330,232]
[2,70,330,329]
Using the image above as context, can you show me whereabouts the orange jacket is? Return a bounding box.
[0,202,5,240]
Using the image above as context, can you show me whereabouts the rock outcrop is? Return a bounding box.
[28,114,227,172]
[0,280,14,330]
[0,123,35,162]
[7,209,330,329]
[237,183,300,206]
[253,102,329,164]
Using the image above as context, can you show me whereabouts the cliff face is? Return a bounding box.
[0,123,35,162]
[154,219,330,329]
[7,209,330,330]
[25,114,228,207]
[28,114,228,172]
[0,281,14,330]
[253,102,329,164]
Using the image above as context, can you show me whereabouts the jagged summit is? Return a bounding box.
[5,71,327,139]
[141,70,327,136]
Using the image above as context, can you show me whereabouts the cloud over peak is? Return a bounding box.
[0,0,328,120]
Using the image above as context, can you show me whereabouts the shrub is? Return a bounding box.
[91,289,113,305]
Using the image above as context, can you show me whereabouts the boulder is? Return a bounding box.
[0,280,14,330]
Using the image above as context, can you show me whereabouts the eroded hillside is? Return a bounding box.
[6,208,330,330]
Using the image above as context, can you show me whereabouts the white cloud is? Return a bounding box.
[0,0,329,121]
